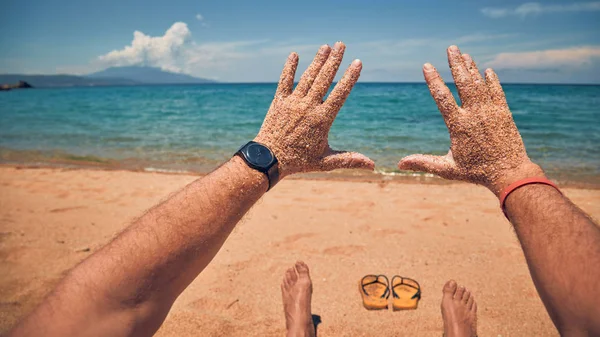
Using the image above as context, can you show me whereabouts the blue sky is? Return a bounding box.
[1,0,599,83]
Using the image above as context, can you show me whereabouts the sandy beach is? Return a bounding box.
[1,166,599,336]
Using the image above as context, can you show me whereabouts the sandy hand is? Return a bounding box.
[398,45,544,196]
[254,42,374,178]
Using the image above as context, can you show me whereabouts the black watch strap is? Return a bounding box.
[266,161,280,191]
[235,141,280,191]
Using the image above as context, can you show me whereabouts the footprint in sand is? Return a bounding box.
[188,297,253,320]
[371,228,407,238]
[322,245,366,255]
[49,206,87,213]
[272,233,318,248]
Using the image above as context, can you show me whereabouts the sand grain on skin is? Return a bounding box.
[255,42,373,178]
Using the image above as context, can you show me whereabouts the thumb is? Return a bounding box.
[398,153,457,178]
[320,150,375,171]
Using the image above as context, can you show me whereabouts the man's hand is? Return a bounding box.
[7,42,374,337]
[398,45,543,196]
[254,42,374,178]
[398,45,600,336]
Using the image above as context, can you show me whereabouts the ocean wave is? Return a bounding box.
[143,167,192,174]
[374,169,436,178]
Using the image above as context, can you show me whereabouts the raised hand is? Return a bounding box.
[398,45,544,196]
[254,42,374,178]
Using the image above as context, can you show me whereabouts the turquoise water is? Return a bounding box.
[1,83,599,185]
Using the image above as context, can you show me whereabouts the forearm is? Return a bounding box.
[399,46,600,336]
[11,42,371,337]
[505,180,600,335]
[105,156,268,300]
[11,156,267,337]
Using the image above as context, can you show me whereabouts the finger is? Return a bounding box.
[275,52,299,98]
[461,54,485,86]
[322,59,362,122]
[307,41,346,103]
[320,150,375,171]
[447,45,476,107]
[462,54,491,105]
[293,45,331,97]
[397,153,458,179]
[423,63,460,128]
[484,68,509,110]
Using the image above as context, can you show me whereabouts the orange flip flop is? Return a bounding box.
[391,275,421,311]
[359,274,390,310]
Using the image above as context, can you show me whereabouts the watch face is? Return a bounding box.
[245,143,274,167]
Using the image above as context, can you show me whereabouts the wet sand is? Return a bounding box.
[1,166,599,336]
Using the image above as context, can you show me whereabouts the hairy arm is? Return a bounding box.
[9,42,374,337]
[399,45,600,336]
[11,157,268,337]
[504,173,600,336]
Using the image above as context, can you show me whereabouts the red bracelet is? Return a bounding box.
[499,177,561,218]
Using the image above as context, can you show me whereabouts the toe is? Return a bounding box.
[467,295,474,310]
[443,280,458,295]
[472,301,478,313]
[282,274,291,290]
[454,285,465,301]
[295,261,310,275]
[289,267,298,283]
[286,267,297,284]
[463,290,471,303]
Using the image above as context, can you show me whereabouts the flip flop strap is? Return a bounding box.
[392,276,421,299]
[361,275,390,299]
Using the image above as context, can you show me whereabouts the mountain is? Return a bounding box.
[87,66,215,84]
[0,66,216,88]
[0,74,139,88]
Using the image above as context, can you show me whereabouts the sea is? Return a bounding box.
[1,83,599,186]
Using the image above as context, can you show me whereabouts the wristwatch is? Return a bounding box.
[235,141,280,191]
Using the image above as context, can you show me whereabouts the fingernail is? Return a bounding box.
[423,63,434,72]
[334,41,343,49]
[319,45,330,54]
[289,52,298,60]
[352,59,361,66]
[449,45,459,52]
[462,54,472,63]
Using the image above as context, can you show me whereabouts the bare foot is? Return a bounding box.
[281,261,315,337]
[441,280,478,337]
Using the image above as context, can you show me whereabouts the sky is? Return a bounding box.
[1,0,599,83]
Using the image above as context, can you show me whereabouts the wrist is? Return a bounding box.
[229,156,269,193]
[251,136,290,179]
[489,161,545,198]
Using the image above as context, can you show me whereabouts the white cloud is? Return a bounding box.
[481,2,600,18]
[98,22,192,73]
[484,46,600,69]
[481,8,509,19]
[96,22,273,79]
[195,13,208,27]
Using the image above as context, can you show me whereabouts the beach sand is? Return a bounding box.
[1,166,599,336]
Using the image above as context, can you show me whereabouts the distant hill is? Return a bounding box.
[87,66,215,84]
[0,66,216,88]
[0,74,139,88]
